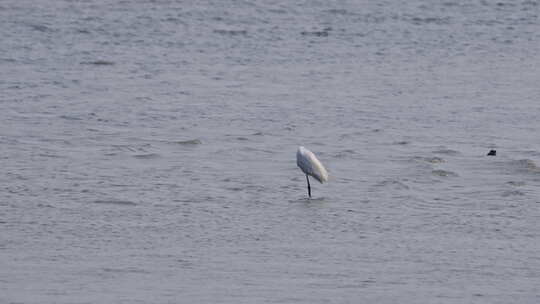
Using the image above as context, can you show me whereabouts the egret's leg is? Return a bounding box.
[306,174,311,198]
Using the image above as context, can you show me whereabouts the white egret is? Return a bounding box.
[296,146,328,198]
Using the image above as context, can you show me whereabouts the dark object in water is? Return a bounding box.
[487,150,496,156]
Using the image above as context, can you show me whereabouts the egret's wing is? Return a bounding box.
[297,146,328,183]
[306,152,328,183]
[297,148,314,174]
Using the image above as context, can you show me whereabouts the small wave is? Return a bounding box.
[433,148,460,156]
[133,153,160,159]
[59,115,83,121]
[523,0,538,6]
[102,267,149,274]
[504,159,540,175]
[289,197,326,203]
[81,60,115,66]
[410,156,445,164]
[521,150,540,157]
[334,149,356,158]
[226,187,243,192]
[432,169,458,177]
[501,190,525,197]
[428,157,445,164]
[240,147,274,154]
[93,200,137,206]
[374,179,409,190]
[301,28,332,37]
[174,139,202,145]
[214,29,247,36]
[0,58,16,63]
[111,144,150,153]
[514,159,539,171]
[37,153,63,158]
[507,181,525,187]
[29,24,54,32]
[495,2,516,7]
[410,16,450,25]
[325,9,356,16]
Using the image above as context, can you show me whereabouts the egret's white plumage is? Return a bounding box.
[297,146,328,197]
[297,146,328,183]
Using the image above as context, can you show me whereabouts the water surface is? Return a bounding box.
[1,0,539,303]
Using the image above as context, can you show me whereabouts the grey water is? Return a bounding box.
[1,0,539,303]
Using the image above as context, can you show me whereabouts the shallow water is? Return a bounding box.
[1,0,540,303]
